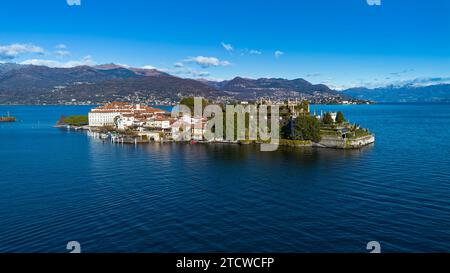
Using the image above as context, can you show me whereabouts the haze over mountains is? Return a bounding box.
[342,84,450,103]
[0,63,449,104]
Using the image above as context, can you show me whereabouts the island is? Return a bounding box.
[58,99,375,149]
[0,112,16,122]
[55,115,89,130]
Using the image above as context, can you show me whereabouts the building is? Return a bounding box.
[117,113,143,130]
[317,111,337,123]
[146,117,171,129]
[137,131,162,141]
[329,112,337,122]
[88,102,167,127]
[171,115,208,141]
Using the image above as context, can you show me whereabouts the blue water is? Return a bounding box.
[0,104,449,253]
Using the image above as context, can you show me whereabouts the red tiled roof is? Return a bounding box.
[91,102,168,114]
[154,117,169,121]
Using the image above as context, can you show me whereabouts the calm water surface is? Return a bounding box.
[0,104,449,253]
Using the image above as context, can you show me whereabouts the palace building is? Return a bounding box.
[88,102,167,127]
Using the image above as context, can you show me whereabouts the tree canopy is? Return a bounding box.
[336,111,345,124]
[282,115,321,143]
[63,115,88,126]
[322,112,334,125]
[179,97,209,112]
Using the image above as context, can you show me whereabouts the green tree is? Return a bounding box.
[294,100,310,113]
[283,115,321,142]
[64,115,88,126]
[336,111,345,124]
[322,112,334,125]
[179,97,209,112]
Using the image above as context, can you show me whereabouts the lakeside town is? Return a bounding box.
[45,93,372,107]
[56,98,375,149]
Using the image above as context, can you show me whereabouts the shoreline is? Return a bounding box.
[71,127,375,150]
[0,103,373,106]
[55,100,376,150]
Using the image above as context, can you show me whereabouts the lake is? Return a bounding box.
[0,104,449,252]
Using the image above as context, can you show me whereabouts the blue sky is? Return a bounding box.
[0,0,449,89]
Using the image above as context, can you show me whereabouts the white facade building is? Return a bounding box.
[171,115,207,141]
[88,111,122,127]
[88,102,167,127]
[330,112,337,123]
[146,119,171,129]
[117,114,137,130]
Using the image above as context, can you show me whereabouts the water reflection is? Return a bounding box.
[86,139,374,168]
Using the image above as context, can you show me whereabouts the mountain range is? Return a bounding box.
[0,63,340,104]
[0,63,219,104]
[202,77,336,99]
[342,84,450,103]
[1,63,448,104]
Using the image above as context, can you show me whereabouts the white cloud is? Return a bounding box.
[221,60,231,66]
[67,0,81,6]
[174,62,184,68]
[55,44,67,49]
[185,56,231,68]
[249,49,262,55]
[20,55,94,68]
[221,42,233,52]
[156,68,170,73]
[64,56,94,67]
[391,77,450,88]
[201,76,225,82]
[55,50,71,57]
[161,65,211,78]
[0,43,45,60]
[141,65,156,69]
[177,68,210,78]
[334,75,450,90]
[21,59,62,67]
[274,50,284,58]
[328,84,350,91]
[187,70,210,77]
[116,63,130,68]
[367,0,381,6]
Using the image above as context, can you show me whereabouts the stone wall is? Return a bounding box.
[318,135,375,149]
